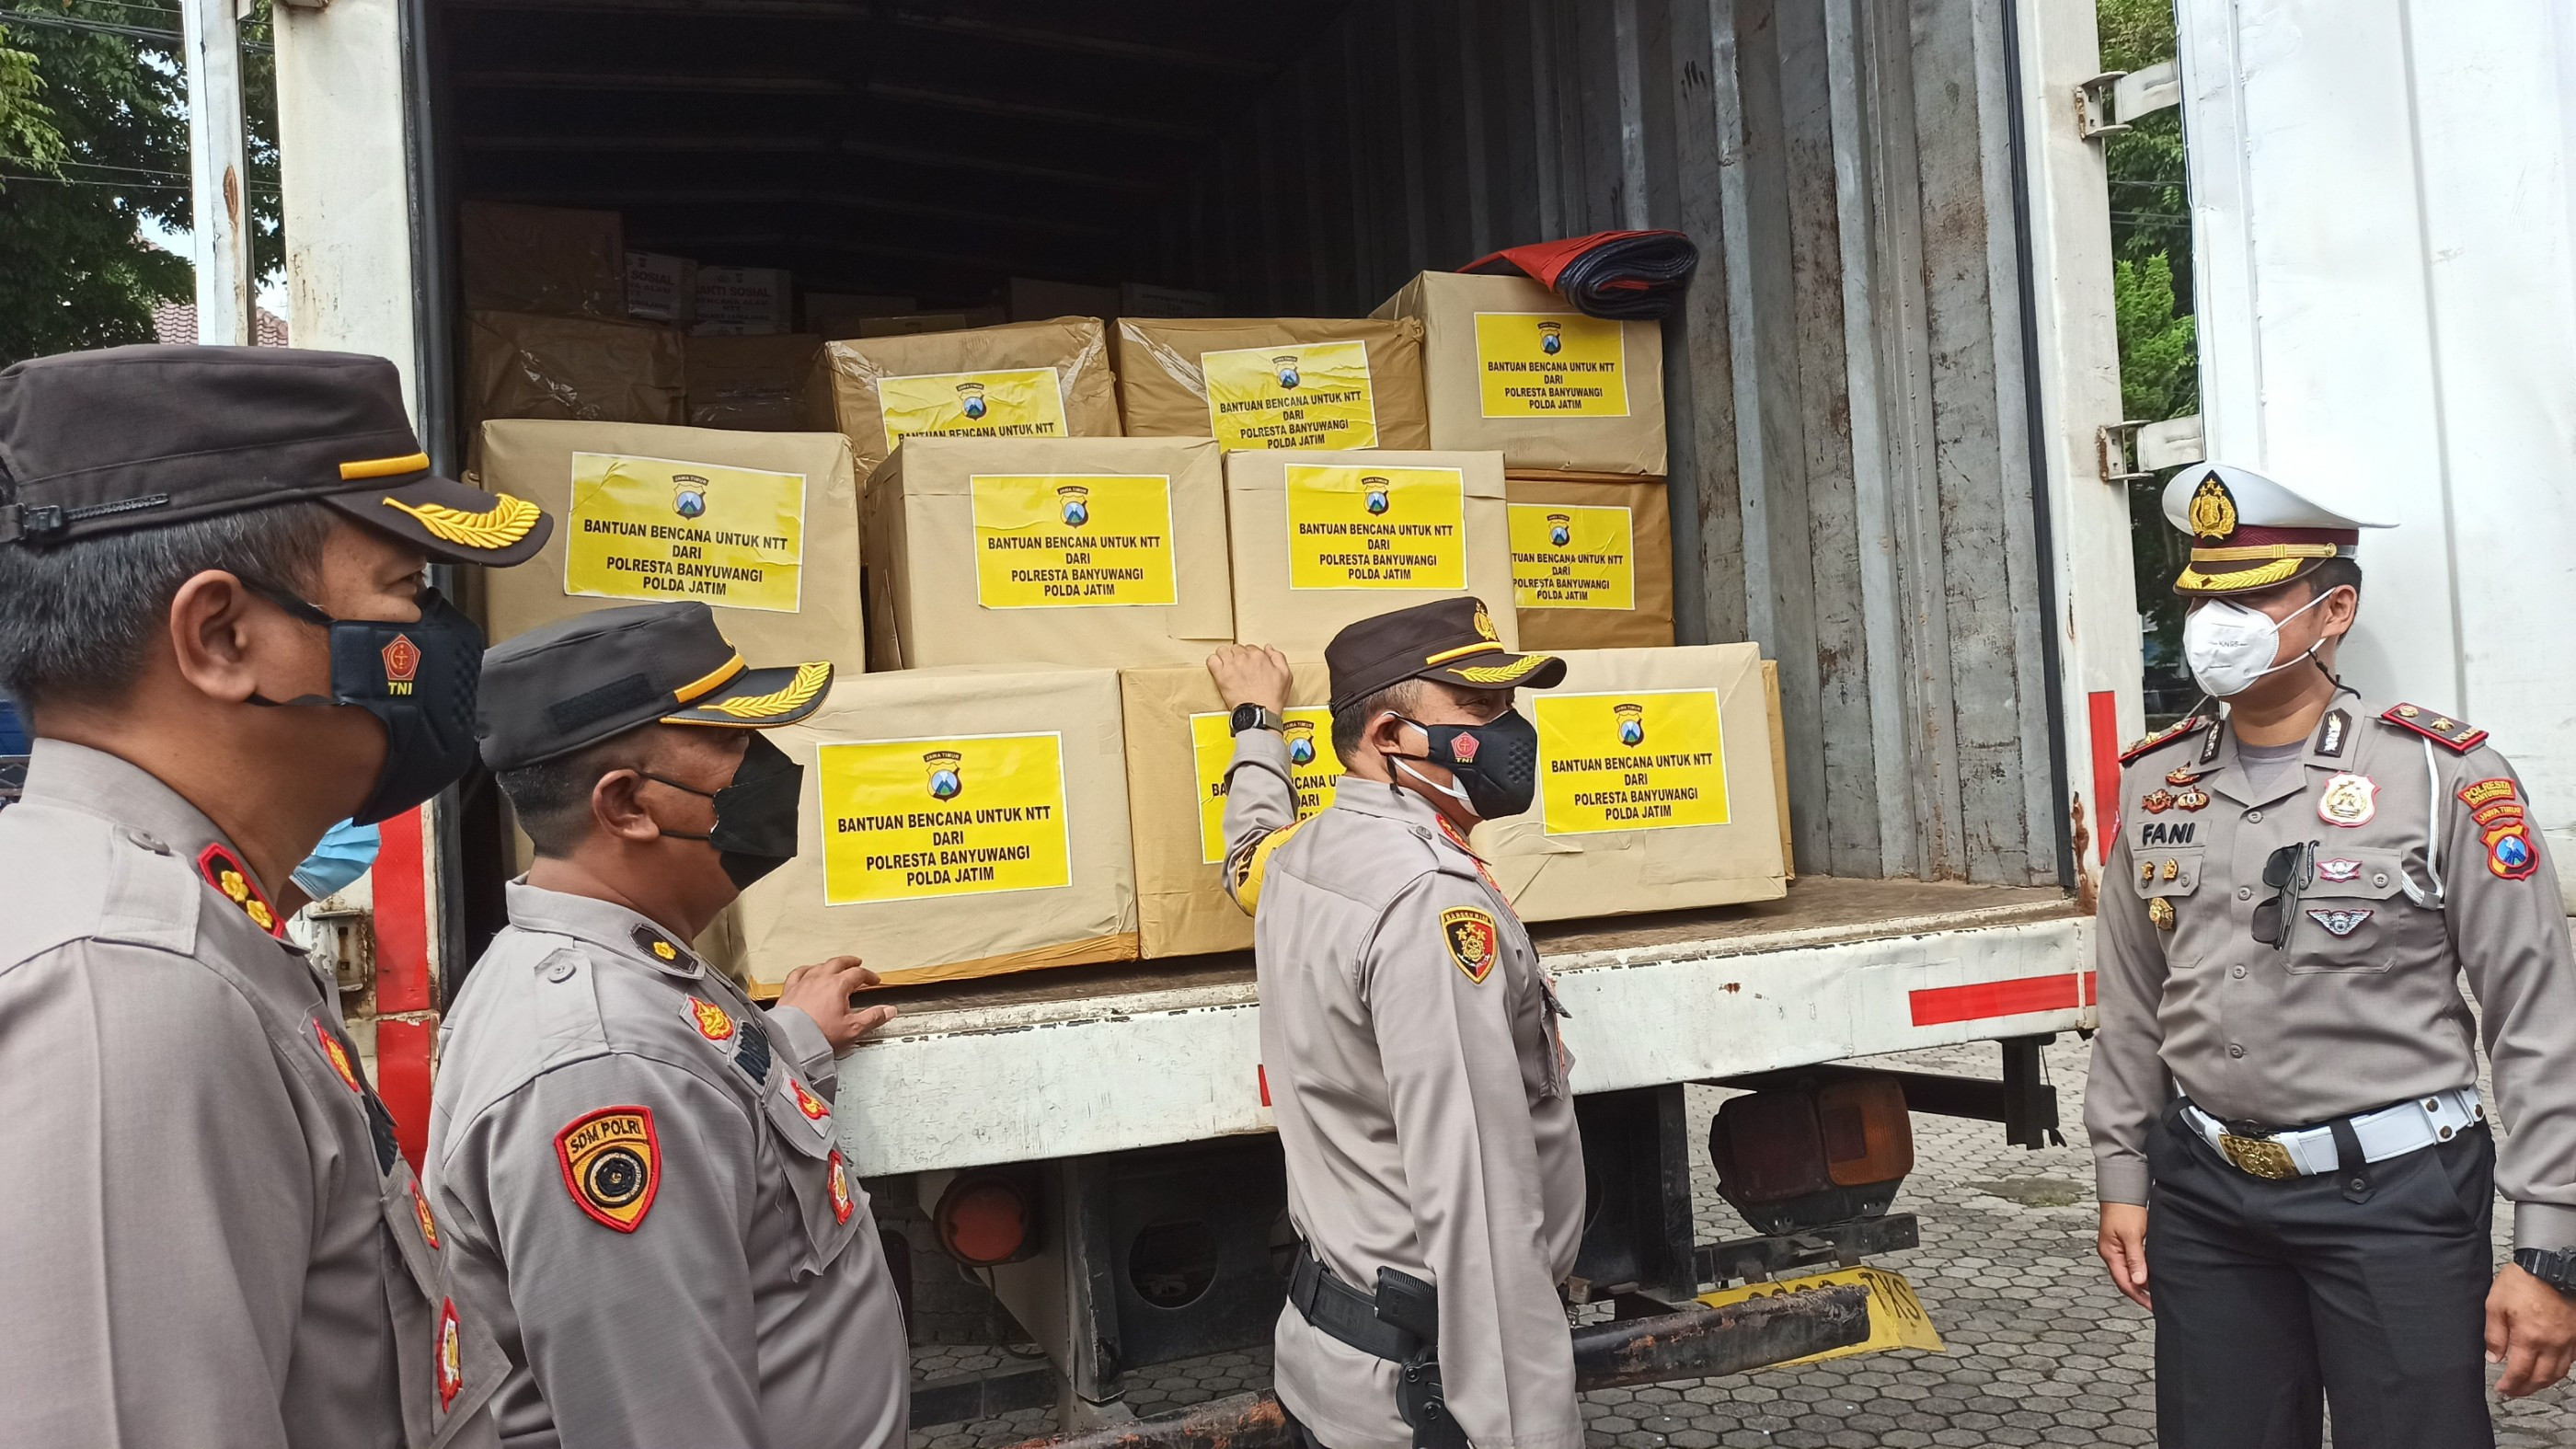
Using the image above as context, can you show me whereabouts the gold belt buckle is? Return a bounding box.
[2217,1133,2297,1179]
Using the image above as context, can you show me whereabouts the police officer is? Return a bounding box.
[1211,597,1586,1449]
[428,601,909,1449]
[2087,463,2576,1445]
[0,345,554,1445]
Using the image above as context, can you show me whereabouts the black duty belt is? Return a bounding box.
[1286,1247,1421,1361]
[1286,1247,1467,1449]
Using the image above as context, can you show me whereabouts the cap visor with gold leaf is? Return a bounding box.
[323,452,554,567]
[665,660,834,730]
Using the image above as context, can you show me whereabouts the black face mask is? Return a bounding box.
[1387,708,1540,821]
[646,731,804,890]
[247,584,487,827]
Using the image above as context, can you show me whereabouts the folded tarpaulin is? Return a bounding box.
[1462,230,1699,320]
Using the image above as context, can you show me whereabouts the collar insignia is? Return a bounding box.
[2315,709,2349,758]
[197,843,284,937]
[630,925,688,967]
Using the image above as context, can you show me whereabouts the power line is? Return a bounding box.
[0,8,272,52]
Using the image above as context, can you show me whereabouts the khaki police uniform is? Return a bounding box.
[0,345,554,1447]
[1221,598,1585,1449]
[2084,462,2576,1446]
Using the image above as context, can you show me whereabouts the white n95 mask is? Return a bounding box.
[2182,591,2331,697]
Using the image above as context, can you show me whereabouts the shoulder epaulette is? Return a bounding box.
[2119,714,2212,766]
[2378,703,2489,753]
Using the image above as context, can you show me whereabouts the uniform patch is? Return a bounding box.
[436,1298,463,1409]
[555,1107,660,1233]
[2306,907,2372,937]
[313,1019,365,1094]
[1441,905,1501,984]
[791,1078,832,1122]
[2165,766,2202,787]
[2458,777,2519,811]
[684,996,735,1042]
[2120,715,2211,765]
[827,1148,855,1225]
[197,842,284,937]
[2488,822,2539,880]
[2147,898,2176,931]
[2472,800,2524,828]
[412,1183,442,1248]
[630,925,684,965]
[2315,708,2350,758]
[733,1018,773,1082]
[2317,773,2377,828]
[2139,789,2176,814]
[2176,790,2211,812]
[2381,704,2489,752]
[2316,857,2363,883]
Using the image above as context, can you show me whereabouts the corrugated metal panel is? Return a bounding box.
[1167,0,2061,885]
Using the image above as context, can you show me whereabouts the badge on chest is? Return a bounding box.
[2317,773,2377,828]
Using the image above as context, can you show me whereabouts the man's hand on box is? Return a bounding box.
[776,955,897,1053]
[1207,644,1292,716]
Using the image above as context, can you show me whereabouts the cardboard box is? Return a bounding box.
[1467,644,1787,922]
[805,292,916,337]
[685,333,830,431]
[1120,282,1225,318]
[692,266,794,336]
[1506,471,1676,650]
[1113,316,1429,453]
[821,316,1121,477]
[459,201,624,319]
[1225,449,1515,656]
[1119,660,1340,959]
[1375,271,1667,475]
[865,436,1233,670]
[714,668,1139,988]
[464,311,685,427]
[474,420,865,679]
[626,252,698,326]
[1008,277,1119,323]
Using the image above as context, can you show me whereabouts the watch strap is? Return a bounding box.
[2514,1247,2576,1293]
[1231,705,1282,736]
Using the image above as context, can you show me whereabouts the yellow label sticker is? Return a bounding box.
[876,367,1068,454]
[1696,1266,1944,1365]
[816,733,1072,904]
[970,474,1179,608]
[1473,312,1630,417]
[1535,689,1729,835]
[1188,709,1343,864]
[564,453,806,613]
[1283,464,1466,591]
[1509,502,1636,611]
[1202,339,1380,452]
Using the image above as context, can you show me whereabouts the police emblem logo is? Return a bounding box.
[2147,898,2176,931]
[1614,701,1646,748]
[555,1106,660,1233]
[673,473,710,519]
[1473,604,1500,642]
[1441,905,1501,984]
[2317,772,2377,828]
[1283,718,1317,766]
[792,1078,832,1122]
[412,1184,442,1249]
[1536,318,1563,355]
[197,842,285,937]
[827,1148,856,1225]
[1547,512,1572,547]
[312,1018,365,1094]
[1056,484,1090,528]
[1363,476,1391,515]
[1272,353,1303,389]
[435,1298,464,1409]
[2316,857,2363,883]
[956,380,988,420]
[924,749,964,800]
[2185,471,2239,540]
[685,995,735,1042]
[2306,907,2373,937]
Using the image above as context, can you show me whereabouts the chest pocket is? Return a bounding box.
[2286,846,2424,974]
[760,1074,865,1274]
[2129,847,2205,900]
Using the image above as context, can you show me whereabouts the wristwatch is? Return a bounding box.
[1229,704,1282,737]
[2514,1247,2576,1296]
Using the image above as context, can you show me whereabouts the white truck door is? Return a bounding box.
[2176,0,2576,908]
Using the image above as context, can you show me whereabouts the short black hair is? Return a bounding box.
[2306,557,2363,601]
[0,500,336,710]
[496,732,655,858]
[1330,678,1427,760]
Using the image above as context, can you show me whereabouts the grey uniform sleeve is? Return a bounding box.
[765,1003,838,1100]
[1363,872,1580,1449]
[0,943,314,1449]
[2440,756,2576,1250]
[473,1052,766,1449]
[1220,728,1298,910]
[2084,828,2174,1207]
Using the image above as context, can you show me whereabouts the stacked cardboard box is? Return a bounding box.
[1375,270,1666,475]
[804,293,917,339]
[684,334,830,431]
[464,311,686,428]
[1113,317,1429,453]
[692,267,794,336]
[626,253,697,327]
[1224,448,1516,655]
[822,316,1121,477]
[460,201,625,319]
[1504,470,1676,650]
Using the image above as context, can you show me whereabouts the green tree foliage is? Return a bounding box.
[0,26,66,175]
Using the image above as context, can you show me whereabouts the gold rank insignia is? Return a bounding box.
[312,1018,365,1094]
[632,925,684,965]
[791,1078,832,1122]
[684,996,735,1042]
[197,842,285,937]
[412,1183,442,1249]
[2148,898,2177,931]
[1442,905,1501,984]
[435,1297,464,1409]
[556,1106,661,1233]
[827,1148,856,1225]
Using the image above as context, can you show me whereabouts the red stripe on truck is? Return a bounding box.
[2088,691,2121,864]
[1909,972,2098,1027]
[374,808,432,1014]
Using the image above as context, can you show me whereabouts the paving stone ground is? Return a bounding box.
[909,1035,2572,1448]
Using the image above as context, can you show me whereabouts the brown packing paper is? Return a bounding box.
[685,334,831,431]
[822,316,1121,478]
[709,668,1139,989]
[465,312,686,428]
[1120,661,1339,959]
[804,293,917,337]
[1375,271,1666,475]
[1468,644,1786,922]
[1112,316,1429,452]
[459,201,624,319]
[1505,471,1676,650]
[865,436,1234,669]
[474,420,866,678]
[1224,449,1516,656]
